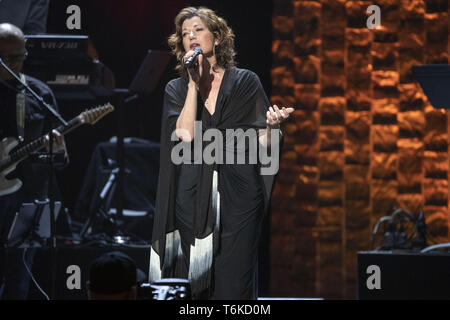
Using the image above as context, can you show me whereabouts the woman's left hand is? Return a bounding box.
[266,105,294,128]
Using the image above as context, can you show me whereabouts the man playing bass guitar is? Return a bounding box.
[0,23,68,300]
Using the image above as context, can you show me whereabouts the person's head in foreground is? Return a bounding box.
[87,251,137,300]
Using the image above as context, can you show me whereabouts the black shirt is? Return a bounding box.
[0,75,60,199]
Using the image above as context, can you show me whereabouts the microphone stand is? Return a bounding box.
[109,90,139,245]
[0,58,68,300]
[0,59,68,127]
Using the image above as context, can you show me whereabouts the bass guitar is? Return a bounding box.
[0,103,114,196]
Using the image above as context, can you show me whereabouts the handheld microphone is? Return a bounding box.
[184,48,203,68]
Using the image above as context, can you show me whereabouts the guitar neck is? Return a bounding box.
[1,103,114,173]
[9,116,82,163]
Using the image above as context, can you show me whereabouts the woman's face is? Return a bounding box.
[181,16,216,56]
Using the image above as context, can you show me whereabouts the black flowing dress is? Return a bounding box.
[150,67,279,300]
[175,104,265,299]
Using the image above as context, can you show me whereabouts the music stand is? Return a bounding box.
[2,201,61,300]
[7,200,62,248]
[108,50,171,244]
[129,50,172,95]
[412,64,450,109]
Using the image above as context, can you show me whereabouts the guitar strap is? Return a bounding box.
[16,73,26,142]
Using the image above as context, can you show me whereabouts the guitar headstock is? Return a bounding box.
[79,103,115,125]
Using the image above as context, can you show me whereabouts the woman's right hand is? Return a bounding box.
[183,50,203,86]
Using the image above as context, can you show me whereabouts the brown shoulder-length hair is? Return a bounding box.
[168,7,236,77]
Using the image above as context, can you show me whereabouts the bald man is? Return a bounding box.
[0,23,67,300]
[0,23,27,80]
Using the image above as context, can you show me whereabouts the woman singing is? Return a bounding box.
[149,6,293,299]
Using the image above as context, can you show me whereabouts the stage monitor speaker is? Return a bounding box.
[358,250,450,299]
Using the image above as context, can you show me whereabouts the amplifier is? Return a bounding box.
[25,34,89,61]
[23,34,114,100]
